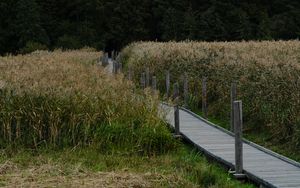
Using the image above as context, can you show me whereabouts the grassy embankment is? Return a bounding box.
[121,41,300,162]
[0,49,254,187]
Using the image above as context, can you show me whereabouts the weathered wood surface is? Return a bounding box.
[202,77,207,119]
[234,101,243,176]
[152,76,157,91]
[160,104,300,188]
[166,70,170,98]
[173,83,180,136]
[105,58,114,73]
[230,82,237,132]
[183,73,189,108]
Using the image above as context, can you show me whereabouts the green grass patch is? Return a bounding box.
[0,145,255,188]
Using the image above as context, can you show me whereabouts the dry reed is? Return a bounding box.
[0,49,175,154]
[121,41,300,149]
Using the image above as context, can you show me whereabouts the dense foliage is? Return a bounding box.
[121,41,300,150]
[1,0,300,54]
[0,50,176,154]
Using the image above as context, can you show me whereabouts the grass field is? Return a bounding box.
[0,50,256,187]
[0,49,175,154]
[0,146,255,188]
[121,41,300,160]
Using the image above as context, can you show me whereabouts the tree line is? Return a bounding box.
[0,0,300,54]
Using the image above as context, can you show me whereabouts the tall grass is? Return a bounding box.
[0,49,176,154]
[121,41,300,150]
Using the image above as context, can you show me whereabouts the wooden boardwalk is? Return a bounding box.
[161,104,300,188]
[105,57,300,188]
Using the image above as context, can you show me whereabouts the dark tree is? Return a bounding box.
[15,0,49,49]
[1,0,300,54]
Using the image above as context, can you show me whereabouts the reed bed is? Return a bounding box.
[121,41,300,150]
[0,49,175,154]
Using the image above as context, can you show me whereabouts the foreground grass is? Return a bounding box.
[0,50,256,187]
[0,50,176,155]
[0,145,255,188]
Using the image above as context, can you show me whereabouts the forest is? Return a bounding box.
[0,0,300,54]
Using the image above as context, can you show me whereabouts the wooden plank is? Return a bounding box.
[245,163,297,169]
[268,177,300,182]
[152,76,157,91]
[180,119,200,123]
[273,182,300,187]
[230,82,237,132]
[173,83,180,136]
[189,138,234,144]
[203,146,237,151]
[187,138,233,144]
[250,167,300,173]
[166,70,170,98]
[145,67,150,87]
[234,101,243,174]
[159,103,300,187]
[200,142,235,146]
[194,141,234,145]
[263,177,300,184]
[244,156,299,164]
[187,129,232,134]
[190,133,233,138]
[182,130,231,134]
[184,73,188,108]
[245,159,283,164]
[253,168,300,175]
[203,145,235,149]
[118,63,123,73]
[256,171,300,176]
[264,174,300,179]
[209,146,266,154]
[202,77,207,118]
[223,151,265,159]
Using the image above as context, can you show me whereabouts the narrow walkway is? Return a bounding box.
[161,104,300,188]
[105,57,300,188]
[104,58,113,73]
